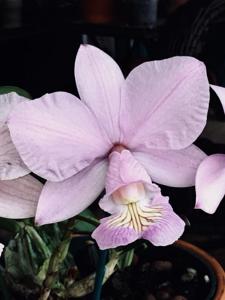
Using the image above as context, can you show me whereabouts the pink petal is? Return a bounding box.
[0,93,29,179]
[75,44,124,143]
[92,215,139,250]
[210,84,225,114]
[142,196,185,246]
[195,154,225,214]
[0,175,42,218]
[35,159,108,225]
[8,92,110,182]
[0,92,26,124]
[0,125,29,179]
[99,194,124,215]
[120,57,209,150]
[106,149,152,194]
[134,145,206,187]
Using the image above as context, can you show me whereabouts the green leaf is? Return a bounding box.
[25,226,51,259]
[0,86,32,99]
[0,267,11,300]
[73,209,98,232]
[4,239,24,280]
[117,249,134,270]
[36,258,50,285]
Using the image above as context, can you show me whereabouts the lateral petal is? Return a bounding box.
[8,92,110,182]
[120,57,209,150]
[35,159,108,225]
[134,145,206,187]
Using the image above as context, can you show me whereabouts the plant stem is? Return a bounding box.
[57,253,119,298]
[38,218,75,300]
[92,249,108,300]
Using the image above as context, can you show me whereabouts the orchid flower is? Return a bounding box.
[195,85,225,214]
[0,93,43,218]
[7,45,210,225]
[92,149,185,249]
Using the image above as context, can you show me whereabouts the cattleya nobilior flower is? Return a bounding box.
[92,149,185,249]
[7,44,210,226]
[0,93,42,218]
[195,85,225,214]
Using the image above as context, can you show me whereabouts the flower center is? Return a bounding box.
[108,183,162,232]
[110,144,127,154]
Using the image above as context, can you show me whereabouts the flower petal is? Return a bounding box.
[92,215,139,250]
[35,159,108,225]
[120,57,209,150]
[0,125,30,179]
[0,93,29,179]
[99,194,124,215]
[106,149,152,194]
[142,196,185,246]
[211,84,225,114]
[0,174,42,218]
[75,44,124,143]
[8,92,110,182]
[195,154,225,214]
[0,92,26,123]
[134,145,206,187]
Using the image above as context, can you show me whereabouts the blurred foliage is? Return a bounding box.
[2,220,74,298]
[0,209,134,299]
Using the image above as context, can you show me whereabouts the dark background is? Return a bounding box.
[0,0,225,266]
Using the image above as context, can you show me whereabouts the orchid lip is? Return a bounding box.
[107,202,162,233]
[93,145,186,249]
[108,182,163,233]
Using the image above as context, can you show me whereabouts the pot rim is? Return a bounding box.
[175,240,225,300]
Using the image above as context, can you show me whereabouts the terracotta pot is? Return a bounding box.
[82,0,114,24]
[175,240,225,300]
[102,240,225,300]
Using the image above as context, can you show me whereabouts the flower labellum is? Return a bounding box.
[7,44,210,225]
[92,150,185,249]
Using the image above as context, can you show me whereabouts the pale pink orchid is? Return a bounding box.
[92,150,185,249]
[7,45,210,227]
[195,85,225,214]
[0,93,43,218]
